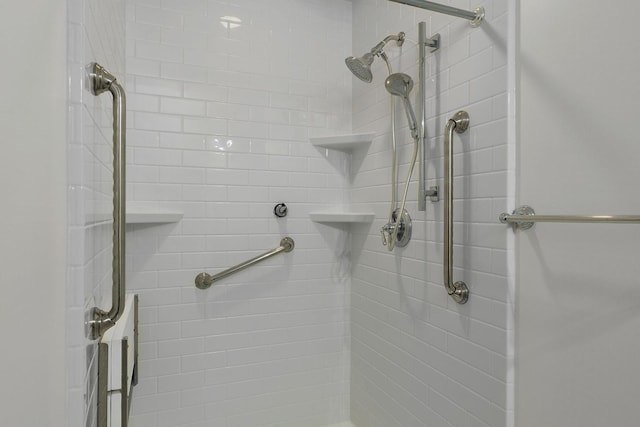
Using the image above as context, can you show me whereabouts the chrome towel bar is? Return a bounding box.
[500,205,640,230]
[195,237,295,289]
[444,112,470,304]
[88,63,127,340]
[388,0,484,26]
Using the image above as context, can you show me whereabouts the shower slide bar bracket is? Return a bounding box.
[444,111,470,304]
[500,205,640,231]
[87,62,127,341]
[389,0,485,27]
[425,186,439,202]
[195,237,295,289]
[424,32,440,52]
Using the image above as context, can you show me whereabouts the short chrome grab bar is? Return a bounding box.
[500,205,640,230]
[88,63,127,340]
[195,237,295,289]
[444,112,470,304]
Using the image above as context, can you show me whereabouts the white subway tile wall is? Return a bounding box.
[67,0,514,425]
[67,0,126,426]
[349,0,513,426]
[126,0,353,426]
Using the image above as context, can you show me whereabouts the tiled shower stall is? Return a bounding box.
[67,0,513,426]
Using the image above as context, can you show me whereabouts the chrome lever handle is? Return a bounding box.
[381,222,395,246]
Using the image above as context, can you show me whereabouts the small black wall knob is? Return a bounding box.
[274,203,288,218]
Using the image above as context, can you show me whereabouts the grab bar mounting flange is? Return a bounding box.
[500,205,535,230]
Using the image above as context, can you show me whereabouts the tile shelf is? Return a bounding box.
[309,211,375,224]
[309,132,375,152]
[127,209,183,224]
[310,132,376,225]
[85,207,183,225]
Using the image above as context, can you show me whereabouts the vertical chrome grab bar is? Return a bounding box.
[88,63,127,340]
[444,111,469,304]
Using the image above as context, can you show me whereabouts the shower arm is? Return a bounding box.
[88,63,127,340]
[371,32,406,56]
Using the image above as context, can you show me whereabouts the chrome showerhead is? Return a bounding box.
[385,73,419,140]
[345,52,375,83]
[345,32,405,83]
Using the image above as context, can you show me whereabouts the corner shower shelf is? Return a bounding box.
[309,133,376,226]
[86,208,184,225]
[309,211,375,224]
[309,132,375,152]
[127,207,183,224]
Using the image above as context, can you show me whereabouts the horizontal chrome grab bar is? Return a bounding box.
[195,237,295,289]
[388,0,485,26]
[500,206,640,230]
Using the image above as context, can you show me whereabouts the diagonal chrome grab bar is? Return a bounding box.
[195,237,295,289]
[444,112,470,304]
[500,205,640,230]
[88,63,127,340]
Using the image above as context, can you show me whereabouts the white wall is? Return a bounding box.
[350,1,513,426]
[0,0,67,426]
[124,1,353,426]
[516,1,640,426]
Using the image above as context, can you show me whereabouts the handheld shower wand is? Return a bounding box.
[385,73,419,141]
[381,73,420,250]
